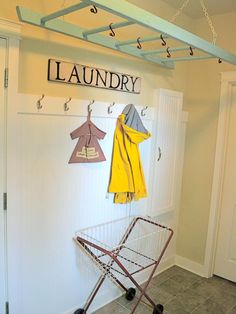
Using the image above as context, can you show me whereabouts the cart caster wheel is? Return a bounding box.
[125,287,136,301]
[74,309,85,314]
[153,304,164,314]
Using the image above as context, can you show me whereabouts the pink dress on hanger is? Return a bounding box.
[69,113,106,163]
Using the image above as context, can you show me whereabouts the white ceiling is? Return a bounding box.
[162,0,236,18]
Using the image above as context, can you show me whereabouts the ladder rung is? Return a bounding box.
[83,20,134,37]
[116,34,169,47]
[163,55,214,62]
[141,46,191,56]
[144,55,167,64]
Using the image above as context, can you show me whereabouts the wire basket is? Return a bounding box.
[75,216,172,280]
[74,216,173,314]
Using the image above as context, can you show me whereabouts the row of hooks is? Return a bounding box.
[36,95,149,116]
[149,34,194,58]
[88,6,195,55]
[88,5,222,63]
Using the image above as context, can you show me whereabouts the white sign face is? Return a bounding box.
[48,59,141,94]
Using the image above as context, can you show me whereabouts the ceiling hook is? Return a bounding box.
[108,102,115,114]
[90,5,98,14]
[88,100,94,113]
[109,23,116,37]
[166,47,171,58]
[137,37,142,49]
[141,106,148,117]
[189,46,194,56]
[36,94,44,110]
[160,34,167,46]
[64,97,71,112]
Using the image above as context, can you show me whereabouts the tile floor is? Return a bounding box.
[94,266,236,314]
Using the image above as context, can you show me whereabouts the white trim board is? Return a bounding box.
[204,71,236,277]
[17,93,156,120]
[0,17,21,314]
[175,255,206,277]
[0,18,21,38]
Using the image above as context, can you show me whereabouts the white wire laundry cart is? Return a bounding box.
[73,216,173,314]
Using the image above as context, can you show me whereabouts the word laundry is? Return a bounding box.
[48,59,141,94]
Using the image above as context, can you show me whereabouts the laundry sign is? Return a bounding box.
[48,59,141,94]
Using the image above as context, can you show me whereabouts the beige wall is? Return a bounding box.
[177,10,236,264]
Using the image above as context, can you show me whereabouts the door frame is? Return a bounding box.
[0,35,7,314]
[204,71,236,277]
[0,17,21,309]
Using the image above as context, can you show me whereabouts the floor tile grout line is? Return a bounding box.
[163,277,214,313]
[114,299,133,311]
[227,303,236,314]
[189,295,215,314]
[116,295,154,311]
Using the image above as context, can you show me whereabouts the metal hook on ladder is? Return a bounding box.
[90,5,98,14]
[189,46,194,56]
[137,37,142,49]
[109,23,116,37]
[160,34,167,46]
[166,47,171,58]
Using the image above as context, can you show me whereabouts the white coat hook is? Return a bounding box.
[141,106,148,116]
[64,97,71,112]
[37,94,45,110]
[88,100,94,113]
[108,102,115,114]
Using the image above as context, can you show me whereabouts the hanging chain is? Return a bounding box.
[169,0,218,45]
[169,0,192,23]
[200,0,218,44]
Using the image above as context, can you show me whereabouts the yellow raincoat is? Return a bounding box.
[108,114,151,204]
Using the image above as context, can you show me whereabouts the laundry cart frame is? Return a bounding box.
[74,216,174,314]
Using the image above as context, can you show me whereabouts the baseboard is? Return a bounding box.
[175,255,206,277]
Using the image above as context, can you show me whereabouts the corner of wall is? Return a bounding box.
[175,255,208,277]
